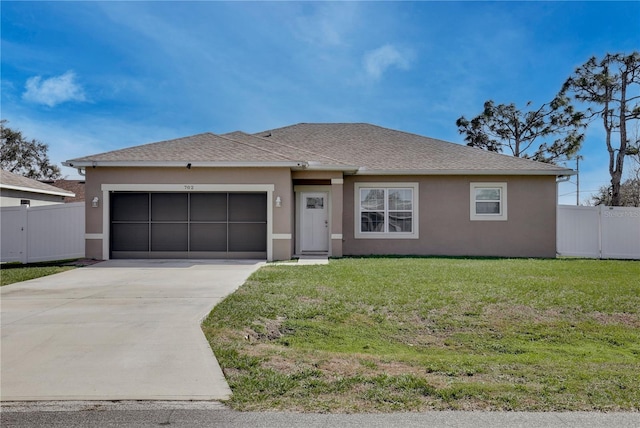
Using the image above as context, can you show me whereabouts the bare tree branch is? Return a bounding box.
[0,120,62,180]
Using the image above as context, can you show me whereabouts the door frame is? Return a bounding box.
[294,185,331,255]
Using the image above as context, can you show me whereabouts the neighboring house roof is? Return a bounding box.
[0,170,75,198]
[64,123,575,176]
[40,179,85,202]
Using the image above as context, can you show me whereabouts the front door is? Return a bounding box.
[300,192,329,253]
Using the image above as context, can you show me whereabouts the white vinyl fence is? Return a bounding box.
[557,205,640,260]
[1,202,85,263]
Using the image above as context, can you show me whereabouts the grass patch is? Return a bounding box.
[1,262,77,286]
[202,258,640,412]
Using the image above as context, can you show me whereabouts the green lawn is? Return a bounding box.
[202,257,640,412]
[0,264,75,286]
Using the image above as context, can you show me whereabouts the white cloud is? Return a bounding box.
[23,71,86,107]
[293,3,360,47]
[363,44,412,81]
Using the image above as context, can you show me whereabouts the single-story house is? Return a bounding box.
[0,169,75,207]
[40,179,86,203]
[63,123,574,261]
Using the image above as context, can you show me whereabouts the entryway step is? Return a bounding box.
[297,255,329,265]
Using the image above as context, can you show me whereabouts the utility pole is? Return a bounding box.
[576,156,582,206]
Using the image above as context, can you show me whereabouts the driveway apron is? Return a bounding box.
[0,259,263,401]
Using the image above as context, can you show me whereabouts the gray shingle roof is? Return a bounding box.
[222,131,353,167]
[40,179,85,202]
[67,132,296,164]
[65,123,573,175]
[255,123,571,174]
[0,169,75,197]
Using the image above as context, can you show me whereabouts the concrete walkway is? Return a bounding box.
[0,259,263,401]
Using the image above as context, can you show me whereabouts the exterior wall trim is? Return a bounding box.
[100,184,275,192]
[99,183,276,261]
[354,169,573,176]
[273,234,292,239]
[65,161,304,168]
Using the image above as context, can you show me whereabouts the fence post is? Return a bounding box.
[20,205,29,264]
[598,205,603,259]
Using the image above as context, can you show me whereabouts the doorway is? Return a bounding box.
[299,192,329,253]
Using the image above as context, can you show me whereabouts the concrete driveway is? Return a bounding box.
[0,259,263,401]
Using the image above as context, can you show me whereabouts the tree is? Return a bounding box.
[456,96,585,164]
[591,177,640,207]
[561,52,640,206]
[0,120,61,179]
[592,125,640,207]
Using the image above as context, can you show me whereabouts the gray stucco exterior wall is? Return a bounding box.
[342,175,558,258]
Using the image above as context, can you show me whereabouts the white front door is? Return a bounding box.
[300,192,329,253]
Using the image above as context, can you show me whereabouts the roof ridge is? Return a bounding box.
[72,132,219,160]
[257,122,372,136]
[250,128,353,166]
[138,132,217,146]
[219,132,300,162]
[254,123,307,137]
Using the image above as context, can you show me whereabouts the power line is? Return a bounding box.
[560,189,601,197]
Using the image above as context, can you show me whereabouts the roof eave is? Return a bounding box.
[62,161,575,177]
[298,162,360,173]
[354,168,576,176]
[0,183,75,198]
[63,160,308,168]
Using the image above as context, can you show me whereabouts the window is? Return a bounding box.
[306,197,324,209]
[355,183,419,239]
[470,183,507,221]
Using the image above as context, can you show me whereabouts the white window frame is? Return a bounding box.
[354,182,419,239]
[470,182,507,221]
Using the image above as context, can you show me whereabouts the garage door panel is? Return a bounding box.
[190,224,227,251]
[190,193,227,221]
[229,223,267,252]
[151,223,189,251]
[229,193,267,222]
[152,193,188,221]
[112,193,149,221]
[112,224,149,252]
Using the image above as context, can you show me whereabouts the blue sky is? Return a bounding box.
[2,1,639,204]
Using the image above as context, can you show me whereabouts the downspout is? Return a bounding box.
[556,175,570,205]
[77,168,86,176]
